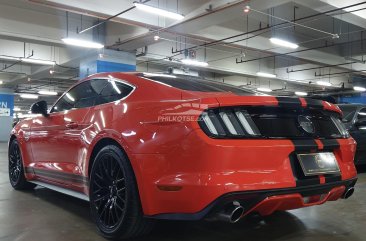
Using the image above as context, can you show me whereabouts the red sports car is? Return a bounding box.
[9,72,357,239]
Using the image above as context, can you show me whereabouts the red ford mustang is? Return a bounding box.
[9,72,357,239]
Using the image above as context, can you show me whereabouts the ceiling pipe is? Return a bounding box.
[27,0,158,30]
[108,0,247,48]
[237,37,366,64]
[28,0,366,62]
[158,1,366,56]
[344,56,366,64]
[315,68,366,77]
[78,0,152,34]
[287,61,359,73]
[27,0,248,52]
[27,0,366,82]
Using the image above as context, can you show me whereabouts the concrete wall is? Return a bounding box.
[0,117,12,142]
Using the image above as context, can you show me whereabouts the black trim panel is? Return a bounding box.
[25,167,88,184]
[147,178,357,221]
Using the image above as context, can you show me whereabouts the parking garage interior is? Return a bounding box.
[1,0,366,240]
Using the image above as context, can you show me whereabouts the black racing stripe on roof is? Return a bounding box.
[304,98,324,109]
[276,97,302,108]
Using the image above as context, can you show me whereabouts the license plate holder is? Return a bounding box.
[297,152,340,176]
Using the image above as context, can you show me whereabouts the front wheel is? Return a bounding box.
[8,139,36,190]
[89,145,154,240]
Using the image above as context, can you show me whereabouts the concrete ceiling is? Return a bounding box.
[0,0,366,113]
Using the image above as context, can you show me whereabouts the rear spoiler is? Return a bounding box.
[212,96,342,115]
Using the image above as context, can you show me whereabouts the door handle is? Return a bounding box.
[66,122,79,129]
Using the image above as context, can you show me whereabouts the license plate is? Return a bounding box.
[297,152,340,176]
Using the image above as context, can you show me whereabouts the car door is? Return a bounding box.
[60,79,107,178]
[30,80,106,185]
[29,107,66,180]
[352,107,366,163]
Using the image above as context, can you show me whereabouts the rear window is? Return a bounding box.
[140,74,256,96]
[338,105,358,122]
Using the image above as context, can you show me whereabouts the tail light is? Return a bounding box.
[199,109,261,138]
[330,116,350,138]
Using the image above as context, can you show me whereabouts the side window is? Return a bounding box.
[96,80,134,105]
[51,79,107,113]
[357,108,366,122]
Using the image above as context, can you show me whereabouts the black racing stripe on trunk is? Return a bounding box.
[30,168,88,184]
[320,139,340,150]
[296,179,320,187]
[304,98,324,109]
[276,97,302,108]
[325,175,342,183]
[291,139,319,151]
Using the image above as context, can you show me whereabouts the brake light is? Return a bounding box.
[199,109,261,138]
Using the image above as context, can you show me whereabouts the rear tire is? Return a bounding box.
[89,145,154,240]
[8,139,36,190]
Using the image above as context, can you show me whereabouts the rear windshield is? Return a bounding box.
[140,74,256,96]
[338,105,358,122]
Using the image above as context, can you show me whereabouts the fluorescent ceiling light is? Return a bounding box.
[62,38,104,49]
[0,55,55,65]
[0,55,20,61]
[270,38,299,49]
[354,86,366,92]
[143,72,177,78]
[13,107,21,111]
[0,80,3,85]
[256,72,277,78]
[181,59,209,67]
[295,91,308,96]
[38,90,58,96]
[20,93,38,99]
[257,87,272,92]
[21,58,55,65]
[316,81,332,87]
[134,2,184,20]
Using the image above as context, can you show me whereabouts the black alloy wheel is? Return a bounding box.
[91,151,127,230]
[90,145,154,239]
[8,139,36,190]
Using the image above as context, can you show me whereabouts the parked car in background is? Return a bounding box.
[338,104,366,165]
[9,72,357,239]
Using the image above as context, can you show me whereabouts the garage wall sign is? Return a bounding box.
[0,108,10,116]
[0,94,14,116]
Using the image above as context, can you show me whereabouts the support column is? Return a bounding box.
[79,49,136,79]
[0,92,14,141]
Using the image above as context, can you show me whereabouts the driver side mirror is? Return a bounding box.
[31,100,49,117]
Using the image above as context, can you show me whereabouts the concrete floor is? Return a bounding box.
[1,142,366,241]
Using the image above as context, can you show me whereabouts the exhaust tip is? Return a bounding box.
[230,206,244,223]
[342,187,355,199]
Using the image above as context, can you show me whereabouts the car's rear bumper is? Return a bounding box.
[129,129,357,217]
[147,178,357,220]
